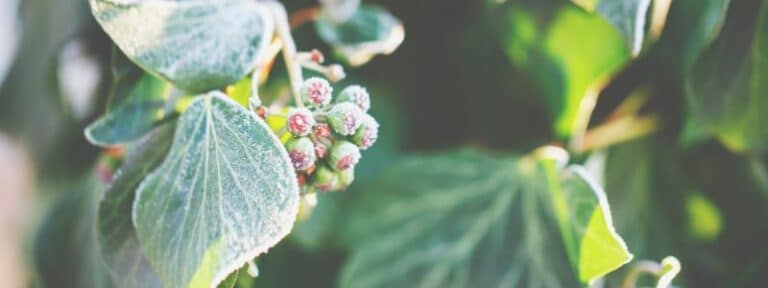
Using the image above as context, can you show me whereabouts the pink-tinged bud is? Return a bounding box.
[327,102,363,136]
[329,141,361,171]
[286,107,316,136]
[336,85,370,112]
[286,137,316,171]
[315,143,328,159]
[313,123,333,140]
[301,77,332,107]
[354,114,379,150]
[312,165,338,192]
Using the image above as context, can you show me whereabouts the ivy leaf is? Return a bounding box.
[686,1,768,153]
[593,0,652,55]
[34,176,112,288]
[340,149,631,287]
[132,92,299,287]
[491,0,630,137]
[315,5,404,66]
[89,0,273,93]
[98,124,175,288]
[319,0,361,23]
[656,0,730,71]
[86,49,183,147]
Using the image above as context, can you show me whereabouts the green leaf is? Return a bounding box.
[315,5,404,66]
[319,0,361,22]
[35,176,113,288]
[492,0,631,137]
[98,124,175,288]
[89,0,273,93]
[132,92,299,287]
[686,2,768,153]
[593,0,652,55]
[85,59,178,146]
[657,0,730,71]
[340,149,631,287]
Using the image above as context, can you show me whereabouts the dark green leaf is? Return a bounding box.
[491,0,631,137]
[133,92,299,287]
[89,0,273,92]
[35,176,113,288]
[686,2,768,153]
[98,124,175,288]
[85,71,177,147]
[340,149,631,287]
[657,0,730,71]
[315,5,404,66]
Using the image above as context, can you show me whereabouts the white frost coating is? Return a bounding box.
[568,166,634,276]
[89,0,274,92]
[132,92,299,288]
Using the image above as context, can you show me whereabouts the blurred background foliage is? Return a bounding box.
[1,0,767,287]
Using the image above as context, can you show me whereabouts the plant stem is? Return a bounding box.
[268,1,305,108]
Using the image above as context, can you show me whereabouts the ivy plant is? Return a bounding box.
[87,0,402,287]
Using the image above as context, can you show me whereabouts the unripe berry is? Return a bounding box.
[314,142,328,159]
[313,123,333,140]
[286,137,316,172]
[300,77,332,108]
[336,85,370,112]
[312,165,338,192]
[337,168,355,189]
[286,107,316,136]
[329,141,361,171]
[327,102,363,136]
[354,114,379,150]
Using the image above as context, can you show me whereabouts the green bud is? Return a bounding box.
[286,107,316,136]
[329,141,361,171]
[300,77,333,108]
[337,168,355,189]
[336,85,371,112]
[327,102,363,136]
[286,137,316,171]
[312,165,339,192]
[354,114,379,150]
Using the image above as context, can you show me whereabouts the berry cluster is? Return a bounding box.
[283,77,379,194]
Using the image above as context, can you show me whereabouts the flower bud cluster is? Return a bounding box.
[283,77,379,194]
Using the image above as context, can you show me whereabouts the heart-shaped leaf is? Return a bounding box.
[315,5,404,66]
[89,0,273,93]
[133,92,299,287]
[340,149,631,287]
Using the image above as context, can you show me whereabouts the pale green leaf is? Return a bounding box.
[686,1,768,153]
[340,149,631,287]
[133,92,299,287]
[315,5,404,66]
[98,124,175,288]
[492,0,630,137]
[89,0,273,92]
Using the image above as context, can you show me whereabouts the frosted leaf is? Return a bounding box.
[89,0,274,92]
[132,92,299,288]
